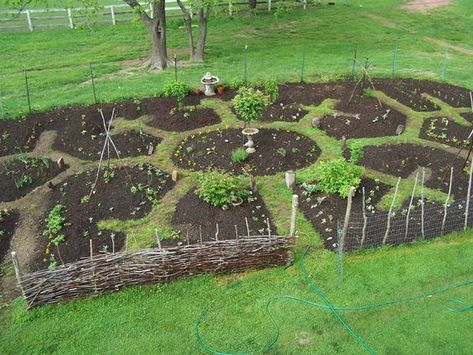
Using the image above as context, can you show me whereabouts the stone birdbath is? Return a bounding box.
[201,72,219,96]
[242,127,259,154]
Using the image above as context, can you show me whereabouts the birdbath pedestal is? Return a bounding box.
[201,72,220,96]
[242,127,259,154]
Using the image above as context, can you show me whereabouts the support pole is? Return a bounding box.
[26,10,33,31]
[404,171,419,241]
[215,223,219,241]
[266,218,271,239]
[383,177,401,245]
[67,8,73,29]
[89,63,97,104]
[155,229,162,250]
[110,6,116,25]
[24,70,31,114]
[268,0,272,12]
[199,225,203,245]
[341,187,356,250]
[229,2,233,16]
[360,186,367,247]
[111,233,115,253]
[289,194,299,238]
[243,45,248,83]
[465,158,473,230]
[11,252,26,300]
[89,239,93,259]
[245,217,250,237]
[441,167,453,235]
[174,54,178,81]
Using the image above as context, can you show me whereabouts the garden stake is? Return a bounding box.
[383,177,401,245]
[89,63,97,104]
[392,44,397,78]
[174,54,178,81]
[440,48,448,80]
[234,225,239,240]
[267,218,271,238]
[465,157,473,230]
[199,225,203,245]
[155,229,162,250]
[245,217,250,237]
[125,234,128,251]
[243,44,248,83]
[300,49,306,83]
[360,187,367,248]
[111,234,115,253]
[404,171,419,241]
[24,70,32,114]
[186,229,190,245]
[215,224,219,241]
[341,187,355,252]
[289,195,299,239]
[351,47,357,77]
[89,239,93,259]
[421,168,425,239]
[441,167,453,235]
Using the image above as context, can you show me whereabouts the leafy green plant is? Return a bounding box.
[43,204,69,270]
[312,158,364,198]
[103,167,116,184]
[195,170,251,208]
[264,79,279,102]
[0,229,4,238]
[231,148,249,164]
[163,80,189,107]
[348,141,364,164]
[14,175,32,189]
[232,87,269,123]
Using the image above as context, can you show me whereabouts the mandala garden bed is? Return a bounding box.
[0,156,68,203]
[0,210,19,262]
[262,101,308,122]
[420,116,471,148]
[358,143,469,198]
[33,164,173,270]
[297,177,389,250]
[173,128,321,176]
[168,189,275,247]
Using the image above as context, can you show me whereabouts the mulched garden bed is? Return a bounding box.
[0,210,19,263]
[297,177,390,250]
[359,143,469,198]
[419,116,471,148]
[262,101,308,122]
[31,164,174,270]
[461,112,473,122]
[0,156,68,203]
[173,128,321,176]
[143,96,221,131]
[168,189,276,247]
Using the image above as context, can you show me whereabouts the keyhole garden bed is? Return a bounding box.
[419,116,472,149]
[0,156,68,203]
[0,210,19,263]
[33,164,173,270]
[173,128,321,176]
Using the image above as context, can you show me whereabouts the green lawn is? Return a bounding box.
[0,1,473,354]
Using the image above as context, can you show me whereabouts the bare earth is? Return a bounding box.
[402,0,452,12]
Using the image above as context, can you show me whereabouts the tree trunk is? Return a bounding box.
[193,6,209,62]
[145,1,169,70]
[248,0,257,16]
[176,0,195,60]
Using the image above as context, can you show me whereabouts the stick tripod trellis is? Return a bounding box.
[347,58,383,108]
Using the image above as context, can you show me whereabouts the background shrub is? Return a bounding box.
[232,87,269,123]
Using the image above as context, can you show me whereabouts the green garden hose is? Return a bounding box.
[196,247,472,354]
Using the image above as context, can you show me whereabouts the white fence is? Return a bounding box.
[0,0,295,32]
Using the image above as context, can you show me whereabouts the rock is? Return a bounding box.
[340,136,347,151]
[396,124,405,135]
[172,170,179,182]
[147,143,154,155]
[285,170,296,189]
[311,117,321,128]
[57,157,65,169]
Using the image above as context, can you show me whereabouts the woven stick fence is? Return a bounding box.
[16,235,293,308]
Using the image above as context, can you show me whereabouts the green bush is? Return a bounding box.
[232,87,270,123]
[231,148,249,164]
[163,80,189,107]
[312,158,364,198]
[195,170,251,208]
[264,79,279,102]
[348,141,364,164]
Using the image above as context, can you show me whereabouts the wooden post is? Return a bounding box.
[341,187,356,250]
[289,194,299,238]
[155,229,162,250]
[383,177,401,245]
[441,167,453,235]
[199,225,203,245]
[360,187,367,247]
[245,217,250,237]
[421,168,425,239]
[404,172,419,241]
[111,233,115,253]
[266,218,271,239]
[229,2,233,16]
[234,225,239,240]
[215,223,219,241]
[268,0,272,12]
[26,10,33,31]
[89,239,93,259]
[186,229,190,245]
[11,252,26,300]
[67,8,73,29]
[125,234,128,251]
[465,157,473,230]
[303,0,307,9]
[24,70,31,114]
[110,6,116,25]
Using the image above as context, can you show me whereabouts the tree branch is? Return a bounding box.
[123,0,151,23]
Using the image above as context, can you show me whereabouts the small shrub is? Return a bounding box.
[163,80,189,107]
[264,79,279,102]
[195,170,251,208]
[231,148,249,164]
[348,142,364,164]
[312,158,364,198]
[232,87,270,123]
[230,78,248,90]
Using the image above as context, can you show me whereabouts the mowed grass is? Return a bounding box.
[1,1,473,354]
[0,0,473,118]
[0,232,471,354]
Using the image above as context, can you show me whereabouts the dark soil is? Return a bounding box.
[31,164,174,270]
[297,177,390,250]
[0,157,68,203]
[419,116,472,148]
[143,96,221,131]
[262,101,308,122]
[0,210,19,263]
[173,128,321,176]
[373,78,472,110]
[168,189,276,247]
[359,143,469,198]
[461,112,473,122]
